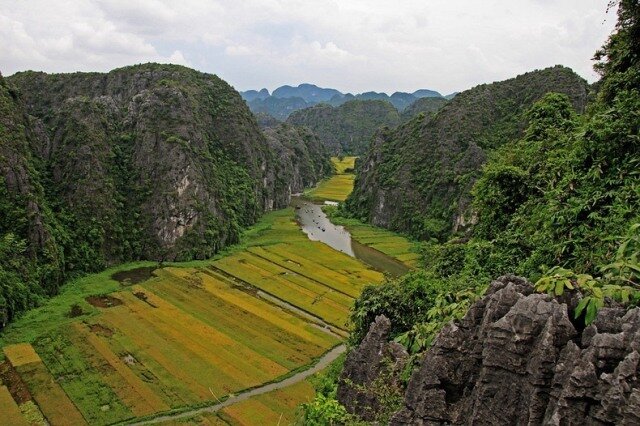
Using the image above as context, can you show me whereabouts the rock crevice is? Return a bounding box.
[341,276,640,425]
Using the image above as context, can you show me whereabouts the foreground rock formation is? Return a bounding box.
[337,315,408,421]
[341,276,640,425]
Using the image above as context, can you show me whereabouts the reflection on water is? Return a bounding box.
[293,197,410,277]
[294,198,354,256]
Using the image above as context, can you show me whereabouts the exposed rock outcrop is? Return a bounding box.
[262,122,333,202]
[0,65,331,323]
[381,275,640,425]
[5,64,331,264]
[337,315,408,421]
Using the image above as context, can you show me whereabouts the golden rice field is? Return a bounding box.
[332,156,357,174]
[0,204,384,425]
[0,384,28,426]
[306,156,357,202]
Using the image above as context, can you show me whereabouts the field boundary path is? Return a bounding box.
[125,344,346,425]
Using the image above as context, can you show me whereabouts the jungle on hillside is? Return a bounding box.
[304,1,640,423]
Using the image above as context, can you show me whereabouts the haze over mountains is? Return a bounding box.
[241,83,454,120]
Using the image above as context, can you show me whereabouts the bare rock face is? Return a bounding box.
[388,275,640,425]
[337,315,408,421]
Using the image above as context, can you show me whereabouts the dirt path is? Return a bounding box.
[125,344,346,425]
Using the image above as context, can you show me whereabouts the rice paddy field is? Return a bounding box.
[305,156,357,202]
[0,205,383,425]
[155,379,315,425]
[0,154,427,425]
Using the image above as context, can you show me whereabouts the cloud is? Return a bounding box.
[0,0,617,94]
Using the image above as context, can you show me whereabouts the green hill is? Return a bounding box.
[287,99,401,155]
[0,64,331,323]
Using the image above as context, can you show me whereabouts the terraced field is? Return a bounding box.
[305,156,357,202]
[0,153,426,425]
[0,206,383,425]
[214,243,381,331]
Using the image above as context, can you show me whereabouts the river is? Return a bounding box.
[292,197,410,277]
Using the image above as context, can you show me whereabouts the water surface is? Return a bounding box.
[292,197,410,277]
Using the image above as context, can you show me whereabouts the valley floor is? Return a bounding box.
[305,156,357,202]
[0,157,419,425]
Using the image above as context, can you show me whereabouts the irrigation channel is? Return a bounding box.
[127,197,409,424]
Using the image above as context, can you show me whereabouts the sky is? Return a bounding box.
[0,0,618,95]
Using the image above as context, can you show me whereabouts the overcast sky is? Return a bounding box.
[0,0,617,95]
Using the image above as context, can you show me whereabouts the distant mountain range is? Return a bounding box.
[240,83,456,120]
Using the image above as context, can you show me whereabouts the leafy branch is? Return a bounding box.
[535,223,640,324]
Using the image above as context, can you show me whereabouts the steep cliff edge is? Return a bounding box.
[0,73,65,325]
[262,122,333,198]
[345,66,588,240]
[0,64,331,323]
[339,276,640,425]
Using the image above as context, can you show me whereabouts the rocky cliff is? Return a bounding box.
[345,66,589,240]
[0,73,65,323]
[0,64,330,322]
[262,122,333,198]
[339,276,640,425]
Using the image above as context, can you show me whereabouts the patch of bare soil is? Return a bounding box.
[111,266,158,286]
[85,295,123,308]
[89,323,114,337]
[0,361,32,404]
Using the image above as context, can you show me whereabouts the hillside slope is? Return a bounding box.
[287,99,401,155]
[345,66,589,240]
[0,73,65,325]
[400,97,448,121]
[1,64,331,323]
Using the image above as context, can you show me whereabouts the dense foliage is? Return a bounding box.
[344,65,589,241]
[300,355,362,425]
[0,64,331,325]
[287,100,401,155]
[345,0,640,377]
[399,97,448,122]
[0,76,65,326]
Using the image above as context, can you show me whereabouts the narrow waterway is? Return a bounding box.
[292,197,410,277]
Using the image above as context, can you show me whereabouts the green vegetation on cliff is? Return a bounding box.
[345,65,589,241]
[0,75,64,326]
[309,2,640,421]
[287,100,401,155]
[399,97,448,122]
[0,64,331,324]
[349,16,640,342]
